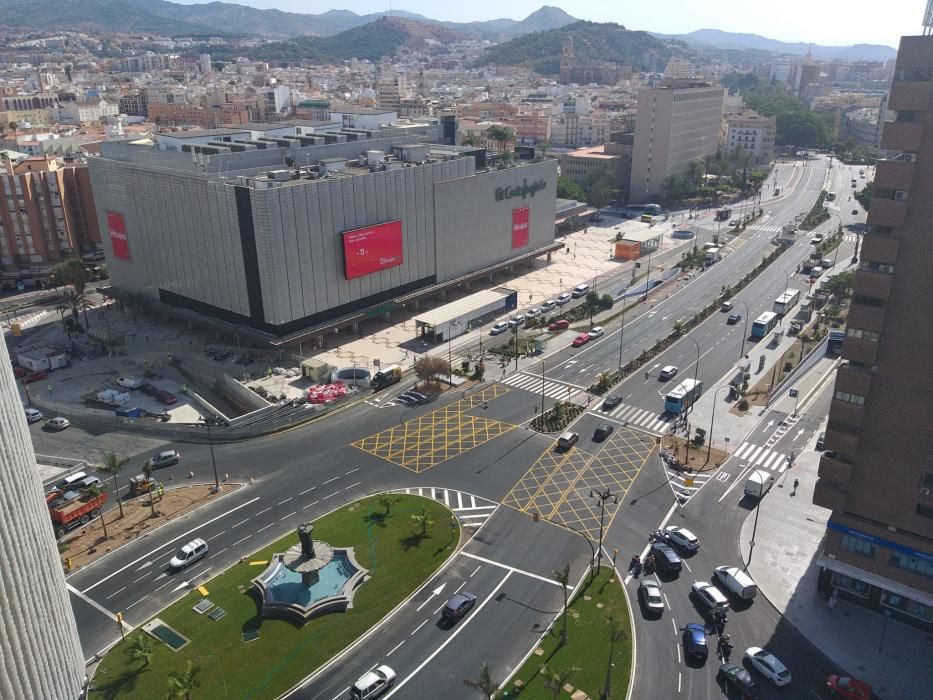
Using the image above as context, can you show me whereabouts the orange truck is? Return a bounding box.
[49,492,107,538]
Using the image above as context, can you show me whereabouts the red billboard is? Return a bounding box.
[107,211,130,261]
[342,220,404,280]
[511,206,529,250]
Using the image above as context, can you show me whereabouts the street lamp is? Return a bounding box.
[707,385,732,462]
[447,320,461,383]
[201,416,221,491]
[731,299,751,360]
[590,487,617,575]
[617,292,629,369]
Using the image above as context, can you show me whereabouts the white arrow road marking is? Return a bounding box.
[415,581,447,612]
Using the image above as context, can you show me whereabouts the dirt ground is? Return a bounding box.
[661,437,730,473]
[60,483,240,572]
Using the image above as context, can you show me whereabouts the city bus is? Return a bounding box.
[622,203,662,218]
[751,311,779,338]
[773,289,800,316]
[664,378,704,414]
[715,207,732,221]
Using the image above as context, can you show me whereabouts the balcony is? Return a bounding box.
[880,120,924,152]
[845,302,886,335]
[889,80,933,111]
[866,198,909,228]
[874,158,916,191]
[853,267,894,302]
[859,235,900,265]
[813,478,849,512]
[818,452,853,484]
[841,335,879,366]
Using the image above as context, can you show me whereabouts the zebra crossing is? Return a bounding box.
[594,400,671,435]
[732,441,793,472]
[749,224,783,233]
[667,469,715,504]
[392,487,498,529]
[1,309,49,331]
[500,371,581,400]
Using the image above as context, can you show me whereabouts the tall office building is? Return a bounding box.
[813,33,933,631]
[0,340,85,697]
[629,80,725,203]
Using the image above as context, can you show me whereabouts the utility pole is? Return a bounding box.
[590,487,617,575]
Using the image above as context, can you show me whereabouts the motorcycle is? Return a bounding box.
[648,530,666,543]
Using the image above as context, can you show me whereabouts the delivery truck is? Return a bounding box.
[744,469,775,499]
[370,364,402,390]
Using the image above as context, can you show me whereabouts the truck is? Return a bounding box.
[715,208,732,221]
[370,364,402,390]
[49,491,107,538]
[704,247,721,265]
[744,469,775,499]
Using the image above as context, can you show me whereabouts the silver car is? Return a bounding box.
[638,578,664,616]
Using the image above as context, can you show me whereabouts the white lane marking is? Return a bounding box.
[460,552,570,588]
[304,500,320,510]
[213,547,228,558]
[105,586,126,600]
[345,468,359,475]
[322,476,339,485]
[454,581,466,594]
[81,496,260,593]
[322,491,340,500]
[256,523,274,533]
[279,511,297,521]
[345,481,362,490]
[277,498,292,506]
[410,619,429,636]
[386,640,405,657]
[470,565,482,578]
[126,596,147,610]
[232,535,252,547]
[132,572,151,584]
[299,486,316,496]
[153,580,172,592]
[255,506,272,517]
[231,518,250,529]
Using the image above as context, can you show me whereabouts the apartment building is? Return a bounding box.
[721,110,776,164]
[58,99,119,124]
[812,34,933,631]
[629,81,725,202]
[558,141,631,192]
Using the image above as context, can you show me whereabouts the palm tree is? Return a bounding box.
[553,562,570,645]
[410,506,434,535]
[125,633,154,668]
[542,664,581,700]
[463,662,498,699]
[142,460,157,517]
[600,616,628,700]
[379,493,399,516]
[486,125,514,153]
[8,120,17,139]
[82,483,109,540]
[99,451,129,519]
[167,660,201,700]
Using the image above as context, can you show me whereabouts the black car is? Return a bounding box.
[682,623,708,662]
[593,424,614,442]
[140,383,159,396]
[727,314,741,325]
[649,542,683,575]
[601,394,622,411]
[816,432,826,450]
[442,592,477,622]
[717,663,760,699]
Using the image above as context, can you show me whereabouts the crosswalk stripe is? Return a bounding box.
[754,450,771,466]
[746,446,765,464]
[735,442,753,459]
[762,452,780,470]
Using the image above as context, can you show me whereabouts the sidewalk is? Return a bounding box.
[738,391,933,700]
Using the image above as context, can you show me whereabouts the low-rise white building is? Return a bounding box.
[721,110,776,165]
[58,99,119,124]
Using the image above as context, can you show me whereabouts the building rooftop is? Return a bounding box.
[157,128,249,139]
[564,145,620,159]
[329,107,396,115]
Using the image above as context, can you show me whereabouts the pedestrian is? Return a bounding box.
[827,588,838,613]
[793,478,799,495]
[47,383,52,394]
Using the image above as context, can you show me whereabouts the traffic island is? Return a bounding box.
[501,568,632,699]
[60,484,238,572]
[88,495,458,700]
[531,400,585,433]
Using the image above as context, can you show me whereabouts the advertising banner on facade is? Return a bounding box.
[511,206,530,250]
[342,220,404,280]
[107,211,130,261]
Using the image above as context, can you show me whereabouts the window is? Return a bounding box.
[847,328,880,342]
[895,68,933,81]
[831,572,870,597]
[841,534,876,558]
[877,263,895,274]
[834,390,866,406]
[890,551,933,578]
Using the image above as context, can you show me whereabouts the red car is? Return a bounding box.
[826,674,872,699]
[12,366,27,377]
[23,370,48,384]
[154,390,177,405]
[548,319,570,331]
[571,333,590,348]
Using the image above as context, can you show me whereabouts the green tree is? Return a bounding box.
[413,356,450,386]
[486,125,514,153]
[125,633,154,668]
[463,662,498,699]
[557,175,586,202]
[8,120,17,138]
[583,163,620,209]
[854,182,872,209]
[98,451,129,519]
[462,133,477,146]
[410,506,434,535]
[142,459,157,517]
[776,111,831,148]
[825,270,855,298]
[379,493,399,515]
[166,660,201,700]
[600,616,628,700]
[685,159,705,189]
[553,562,570,645]
[543,664,580,700]
[82,482,109,540]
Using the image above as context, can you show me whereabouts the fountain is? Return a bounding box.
[251,522,369,623]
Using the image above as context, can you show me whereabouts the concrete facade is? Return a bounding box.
[722,110,776,165]
[629,82,725,203]
[0,340,86,699]
[813,34,933,630]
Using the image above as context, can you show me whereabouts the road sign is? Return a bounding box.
[789,388,799,398]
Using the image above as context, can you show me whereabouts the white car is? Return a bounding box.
[116,376,144,389]
[169,538,208,570]
[508,314,525,327]
[526,307,541,318]
[350,665,396,699]
[810,233,824,244]
[587,326,604,339]
[744,647,792,686]
[540,300,557,312]
[556,292,572,306]
[663,525,700,551]
[45,417,70,431]
[691,581,730,613]
[490,321,509,335]
[658,365,679,381]
[24,407,43,423]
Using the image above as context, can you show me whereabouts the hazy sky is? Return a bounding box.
[175,0,917,48]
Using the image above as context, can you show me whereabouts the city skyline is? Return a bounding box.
[171,0,911,48]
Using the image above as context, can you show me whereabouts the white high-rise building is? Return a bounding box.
[0,341,85,699]
[199,53,212,74]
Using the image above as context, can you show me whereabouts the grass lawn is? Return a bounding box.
[503,568,633,699]
[90,495,457,700]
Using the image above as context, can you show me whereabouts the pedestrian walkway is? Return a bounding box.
[590,400,669,435]
[500,371,579,400]
[393,487,498,529]
[732,439,794,473]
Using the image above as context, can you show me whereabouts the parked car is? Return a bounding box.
[540,300,557,312]
[659,365,679,381]
[116,376,143,389]
[720,301,734,312]
[571,333,590,348]
[571,283,590,298]
[350,665,396,699]
[45,417,70,431]
[682,623,708,662]
[717,663,760,699]
[508,314,525,327]
[140,382,159,396]
[490,321,509,335]
[525,307,541,318]
[556,431,579,452]
[663,525,700,552]
[810,233,825,244]
[727,314,741,325]
[691,581,730,614]
[744,647,792,686]
[592,424,614,442]
[601,394,622,411]
[12,366,27,377]
[714,566,758,600]
[149,449,181,469]
[816,432,826,450]
[154,390,177,405]
[394,394,418,405]
[638,578,664,617]
[24,407,43,423]
[587,326,604,339]
[548,319,570,331]
[556,292,572,306]
[441,592,477,623]
[826,675,872,699]
[169,538,208,570]
[649,542,682,575]
[23,370,48,384]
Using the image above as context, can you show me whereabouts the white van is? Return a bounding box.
[714,566,758,600]
[571,283,590,298]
